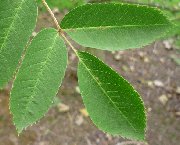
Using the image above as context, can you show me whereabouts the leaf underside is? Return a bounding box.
[10,28,67,133]
[0,0,38,89]
[61,3,173,50]
[77,51,146,140]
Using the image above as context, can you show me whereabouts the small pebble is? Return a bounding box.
[75,86,80,94]
[75,115,84,126]
[176,87,180,95]
[80,108,89,117]
[114,54,121,60]
[154,80,164,88]
[158,95,168,105]
[57,103,70,113]
[175,112,180,116]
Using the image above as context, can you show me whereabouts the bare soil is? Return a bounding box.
[0,12,179,145]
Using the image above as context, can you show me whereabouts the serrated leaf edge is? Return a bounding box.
[60,3,174,51]
[0,0,38,89]
[77,51,147,141]
[60,2,172,28]
[9,28,67,134]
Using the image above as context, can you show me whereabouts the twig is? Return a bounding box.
[67,112,75,136]
[41,0,77,53]
[42,0,60,30]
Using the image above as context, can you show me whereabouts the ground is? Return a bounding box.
[0,11,179,145]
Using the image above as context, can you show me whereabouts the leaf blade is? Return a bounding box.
[10,28,68,133]
[77,51,146,140]
[0,0,38,89]
[61,3,173,50]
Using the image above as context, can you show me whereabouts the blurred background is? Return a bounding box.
[0,0,179,145]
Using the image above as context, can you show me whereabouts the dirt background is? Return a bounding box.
[0,8,180,145]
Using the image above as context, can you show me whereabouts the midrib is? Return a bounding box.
[79,57,137,133]
[23,34,59,118]
[63,23,170,31]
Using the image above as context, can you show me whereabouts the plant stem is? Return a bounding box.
[42,0,61,31]
[41,0,77,53]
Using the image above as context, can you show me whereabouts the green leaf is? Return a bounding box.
[0,0,38,89]
[164,19,180,38]
[77,51,146,140]
[10,28,67,133]
[61,3,173,51]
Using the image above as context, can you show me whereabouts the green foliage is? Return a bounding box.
[136,0,180,8]
[10,28,67,133]
[0,0,37,89]
[0,0,174,141]
[37,0,85,11]
[61,3,173,50]
[165,19,180,38]
[110,0,180,8]
[77,51,146,140]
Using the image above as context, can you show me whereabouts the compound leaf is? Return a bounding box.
[61,3,173,50]
[0,0,38,89]
[77,51,146,140]
[10,28,67,133]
